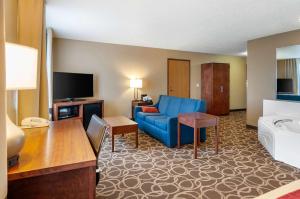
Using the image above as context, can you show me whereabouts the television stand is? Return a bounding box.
[53,99,104,130]
[58,98,87,103]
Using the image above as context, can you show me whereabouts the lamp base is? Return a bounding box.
[6,115,25,168]
[8,155,19,168]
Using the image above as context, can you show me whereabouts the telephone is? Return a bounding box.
[142,95,152,102]
[21,117,50,129]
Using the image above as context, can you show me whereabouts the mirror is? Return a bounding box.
[276,45,300,101]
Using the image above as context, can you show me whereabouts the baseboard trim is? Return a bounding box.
[246,124,258,130]
[230,108,246,112]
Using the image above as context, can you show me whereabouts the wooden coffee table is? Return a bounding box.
[104,116,138,152]
[177,112,219,159]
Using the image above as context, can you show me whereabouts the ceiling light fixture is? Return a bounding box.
[238,51,247,57]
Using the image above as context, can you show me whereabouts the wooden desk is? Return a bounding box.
[8,119,96,199]
[177,112,219,159]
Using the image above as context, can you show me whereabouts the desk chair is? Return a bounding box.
[86,114,108,184]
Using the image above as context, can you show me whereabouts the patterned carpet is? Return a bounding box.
[96,112,300,199]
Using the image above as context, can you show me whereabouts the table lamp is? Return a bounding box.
[130,79,142,100]
[5,42,38,167]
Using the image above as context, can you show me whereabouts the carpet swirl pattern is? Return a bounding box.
[96,112,300,199]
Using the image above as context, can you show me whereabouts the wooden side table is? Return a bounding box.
[104,116,138,152]
[177,112,219,159]
[131,100,153,120]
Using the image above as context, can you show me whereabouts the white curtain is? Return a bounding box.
[284,59,298,94]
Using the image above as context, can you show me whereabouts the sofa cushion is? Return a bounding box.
[145,115,166,125]
[166,97,182,117]
[158,96,170,114]
[144,116,168,130]
[179,98,199,113]
[154,118,168,130]
[136,112,162,121]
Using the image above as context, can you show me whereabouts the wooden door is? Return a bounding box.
[168,59,190,98]
[213,63,230,115]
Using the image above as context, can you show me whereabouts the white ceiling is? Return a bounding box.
[46,0,300,56]
[277,45,300,59]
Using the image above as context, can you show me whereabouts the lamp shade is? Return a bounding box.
[130,79,142,88]
[5,42,38,90]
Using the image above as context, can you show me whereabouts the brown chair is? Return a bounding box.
[86,114,108,185]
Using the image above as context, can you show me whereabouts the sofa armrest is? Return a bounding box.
[168,116,178,125]
[167,116,206,147]
[198,100,207,113]
[134,106,143,119]
[166,116,179,147]
[167,116,178,135]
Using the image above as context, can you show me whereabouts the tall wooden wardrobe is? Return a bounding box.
[201,63,230,115]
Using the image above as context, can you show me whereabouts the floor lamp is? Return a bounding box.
[130,79,142,100]
[5,42,38,167]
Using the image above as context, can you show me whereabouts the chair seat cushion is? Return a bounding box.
[136,112,162,121]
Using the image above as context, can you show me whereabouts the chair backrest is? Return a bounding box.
[86,115,107,158]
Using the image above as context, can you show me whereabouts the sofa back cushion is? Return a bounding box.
[165,97,182,117]
[179,98,206,113]
[157,95,206,116]
[158,95,170,114]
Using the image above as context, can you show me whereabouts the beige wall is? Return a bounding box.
[247,29,300,126]
[53,38,246,117]
[0,0,7,197]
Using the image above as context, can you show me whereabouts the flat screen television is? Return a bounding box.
[277,78,293,94]
[53,72,93,100]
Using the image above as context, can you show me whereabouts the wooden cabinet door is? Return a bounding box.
[168,59,190,98]
[201,64,213,113]
[213,63,230,115]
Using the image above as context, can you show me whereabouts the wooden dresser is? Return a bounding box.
[201,63,230,115]
[53,99,104,130]
[8,119,96,199]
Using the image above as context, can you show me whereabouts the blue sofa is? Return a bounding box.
[134,95,206,148]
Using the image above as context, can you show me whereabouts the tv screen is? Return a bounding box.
[277,79,293,94]
[53,72,93,100]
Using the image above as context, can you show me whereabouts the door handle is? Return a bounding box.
[220,86,224,93]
